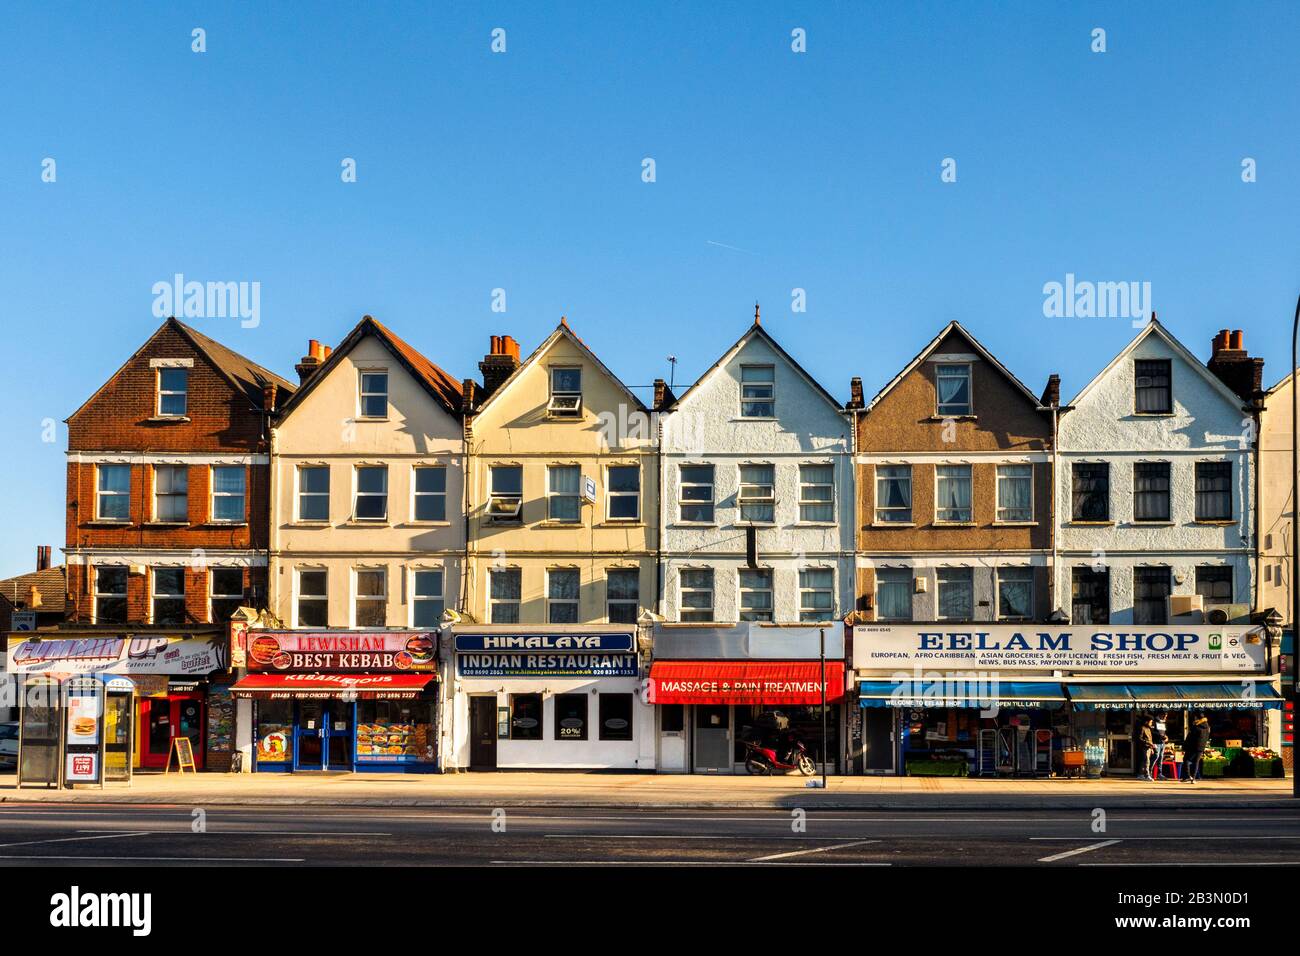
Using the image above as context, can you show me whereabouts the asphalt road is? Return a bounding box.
[0,803,1297,866]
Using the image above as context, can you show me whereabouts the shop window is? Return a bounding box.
[151,568,186,624]
[354,465,388,521]
[798,464,834,522]
[510,693,543,740]
[297,465,329,521]
[660,704,685,733]
[739,569,773,621]
[798,568,835,622]
[491,568,521,623]
[256,700,293,767]
[96,464,130,521]
[412,568,444,627]
[607,465,640,521]
[995,464,1032,522]
[935,466,972,523]
[548,367,583,417]
[1071,567,1110,624]
[157,367,188,417]
[875,465,912,523]
[94,565,128,624]
[937,568,973,621]
[740,364,775,417]
[1133,567,1171,625]
[679,464,715,523]
[875,568,912,621]
[153,465,188,522]
[680,569,714,622]
[357,699,435,764]
[606,568,639,624]
[548,465,581,522]
[1195,461,1232,520]
[738,464,775,523]
[997,567,1034,621]
[599,693,634,741]
[211,466,246,523]
[488,465,523,522]
[297,569,328,627]
[1134,359,1172,414]
[547,568,580,623]
[359,370,388,419]
[1133,462,1171,521]
[1195,566,1233,603]
[555,693,589,741]
[413,466,447,521]
[1072,463,1110,521]
[354,569,387,626]
[936,363,972,416]
[209,568,244,623]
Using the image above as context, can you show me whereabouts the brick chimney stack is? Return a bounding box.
[295,339,326,384]
[1207,328,1265,406]
[36,545,51,571]
[478,335,521,399]
[845,376,865,410]
[1040,373,1061,408]
[653,378,676,412]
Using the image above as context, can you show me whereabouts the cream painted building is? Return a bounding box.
[1259,370,1296,624]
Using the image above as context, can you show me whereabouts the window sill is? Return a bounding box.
[793,522,838,528]
[288,521,332,528]
[1131,520,1175,527]
[928,414,976,421]
[355,417,389,423]
[200,521,249,528]
[398,520,453,528]
[871,520,916,528]
[1194,519,1236,526]
[934,521,977,528]
[598,521,644,528]
[734,522,777,529]
[1132,411,1175,417]
[993,521,1038,527]
[537,521,584,529]
[670,522,718,529]
[1068,520,1114,527]
[345,519,390,527]
[730,417,778,422]
[145,416,191,424]
[85,520,133,527]
[143,521,189,528]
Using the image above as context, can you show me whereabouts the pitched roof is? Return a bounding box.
[277,315,464,419]
[0,566,66,612]
[1066,318,1249,410]
[862,320,1045,413]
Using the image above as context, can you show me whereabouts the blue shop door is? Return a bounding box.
[294,700,354,771]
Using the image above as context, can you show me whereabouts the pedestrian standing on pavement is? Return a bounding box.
[1183,712,1209,783]
[1137,716,1156,780]
[1151,711,1170,779]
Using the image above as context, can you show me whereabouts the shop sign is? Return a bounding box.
[64,692,102,784]
[453,632,635,653]
[648,661,846,705]
[852,625,1268,673]
[6,635,225,676]
[246,631,437,673]
[458,652,638,678]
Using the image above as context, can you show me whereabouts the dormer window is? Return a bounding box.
[359,370,388,419]
[935,363,972,416]
[548,367,582,417]
[740,365,775,417]
[158,368,188,417]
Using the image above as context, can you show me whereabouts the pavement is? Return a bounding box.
[0,769,1293,810]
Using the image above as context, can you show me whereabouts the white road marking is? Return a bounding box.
[1081,861,1300,867]
[1033,835,1300,841]
[491,860,890,866]
[542,834,868,841]
[0,831,148,849]
[748,839,879,862]
[1038,840,1121,862]
[74,829,392,836]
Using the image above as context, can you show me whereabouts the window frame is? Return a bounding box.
[598,693,635,741]
[490,567,522,624]
[488,465,524,522]
[412,465,447,523]
[358,369,389,420]
[798,567,835,622]
[96,464,131,522]
[547,366,583,418]
[738,462,776,524]
[678,464,715,524]
[157,367,189,418]
[1071,462,1110,522]
[151,567,187,625]
[1194,461,1233,521]
[210,465,247,524]
[679,568,714,623]
[1194,565,1233,604]
[605,568,640,624]
[547,464,582,523]
[995,464,1033,523]
[554,693,589,741]
[353,464,389,522]
[1134,358,1172,414]
[295,568,329,628]
[875,568,913,622]
[605,464,641,522]
[935,363,973,416]
[934,464,973,524]
[874,464,913,524]
[738,568,774,622]
[411,566,445,628]
[296,464,330,523]
[546,567,580,623]
[93,565,128,625]
[152,464,188,523]
[798,463,835,523]
[936,567,974,622]
[739,363,776,418]
[1133,566,1171,625]
[209,568,244,623]
[353,567,388,627]
[1132,461,1172,523]
[996,566,1035,621]
[509,693,543,740]
[1071,566,1110,625]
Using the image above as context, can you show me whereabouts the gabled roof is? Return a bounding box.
[1266,369,1299,395]
[67,317,295,421]
[669,320,844,414]
[1067,318,1249,410]
[470,319,646,416]
[277,315,464,420]
[863,320,1045,414]
[0,566,66,612]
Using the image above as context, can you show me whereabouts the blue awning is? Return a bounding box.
[1065,682,1283,711]
[858,680,1067,709]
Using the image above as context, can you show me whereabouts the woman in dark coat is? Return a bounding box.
[1183,713,1210,783]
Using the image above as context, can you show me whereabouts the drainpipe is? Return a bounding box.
[655,413,663,615]
[1050,404,1059,617]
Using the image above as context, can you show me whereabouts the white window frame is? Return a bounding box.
[935,363,973,416]
[875,464,913,524]
[605,568,639,624]
[410,566,445,628]
[157,367,188,417]
[738,463,776,524]
[353,567,387,627]
[547,465,582,523]
[546,567,581,623]
[151,567,186,625]
[678,463,715,524]
[996,566,1035,622]
[547,366,583,418]
[739,363,775,418]
[93,565,128,624]
[738,568,774,622]
[295,567,329,628]
[937,567,974,622]
[210,465,246,524]
[606,464,640,522]
[296,464,330,522]
[798,567,835,622]
[490,567,522,623]
[152,464,188,523]
[679,568,714,622]
[875,568,913,622]
[934,465,973,524]
[995,464,1034,523]
[209,568,245,623]
[96,464,131,522]
[412,465,447,522]
[488,465,523,522]
[358,369,389,420]
[353,464,388,521]
[798,463,835,523]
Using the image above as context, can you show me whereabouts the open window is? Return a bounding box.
[488,465,523,521]
[548,367,583,418]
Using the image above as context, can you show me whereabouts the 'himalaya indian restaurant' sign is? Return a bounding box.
[453,630,638,678]
[6,634,224,676]
[852,624,1269,673]
[246,631,437,673]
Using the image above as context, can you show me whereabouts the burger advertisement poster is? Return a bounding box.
[246,631,438,673]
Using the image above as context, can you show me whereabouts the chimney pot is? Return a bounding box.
[1230,329,1244,350]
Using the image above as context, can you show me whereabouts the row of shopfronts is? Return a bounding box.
[4,619,1287,781]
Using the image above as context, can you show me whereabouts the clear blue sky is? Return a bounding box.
[1,2,1297,578]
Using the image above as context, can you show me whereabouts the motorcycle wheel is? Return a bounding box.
[745,758,770,776]
[797,754,817,776]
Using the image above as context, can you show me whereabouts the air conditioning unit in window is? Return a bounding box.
[1203,602,1251,626]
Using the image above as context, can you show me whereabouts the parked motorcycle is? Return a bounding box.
[742,736,817,776]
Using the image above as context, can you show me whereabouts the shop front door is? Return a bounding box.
[469,697,498,770]
[294,701,353,771]
[693,705,731,773]
[862,708,895,773]
[139,694,205,770]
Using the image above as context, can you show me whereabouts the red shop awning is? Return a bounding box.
[230,673,437,700]
[648,660,845,706]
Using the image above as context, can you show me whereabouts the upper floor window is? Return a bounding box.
[547,568,580,623]
[738,464,775,523]
[412,568,444,627]
[1133,462,1171,522]
[96,464,131,521]
[210,568,245,623]
[607,465,640,521]
[1195,461,1232,520]
[548,367,583,417]
[996,567,1034,621]
[799,568,835,622]
[679,568,714,622]
[937,567,973,621]
[153,465,188,523]
[995,465,1032,522]
[358,370,388,419]
[211,466,246,523]
[354,568,387,626]
[152,568,186,625]
[1134,359,1171,413]
[94,565,128,624]
[413,466,447,521]
[1195,566,1233,604]
[739,569,773,622]
[297,465,330,522]
[798,464,834,522]
[936,364,972,416]
[739,364,775,417]
[606,569,639,624]
[490,568,521,623]
[679,464,715,523]
[354,465,388,521]
[1133,567,1171,625]
[1071,463,1110,521]
[935,465,972,523]
[1071,567,1109,624]
[296,568,328,627]
[548,465,581,522]
[875,568,912,622]
[157,368,188,417]
[875,465,912,523]
[488,465,523,522]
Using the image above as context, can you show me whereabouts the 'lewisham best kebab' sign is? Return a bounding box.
[852,624,1268,673]
[246,631,438,673]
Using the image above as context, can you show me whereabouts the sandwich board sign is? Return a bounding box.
[166,736,197,774]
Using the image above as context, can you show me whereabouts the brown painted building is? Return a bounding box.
[851,322,1059,624]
